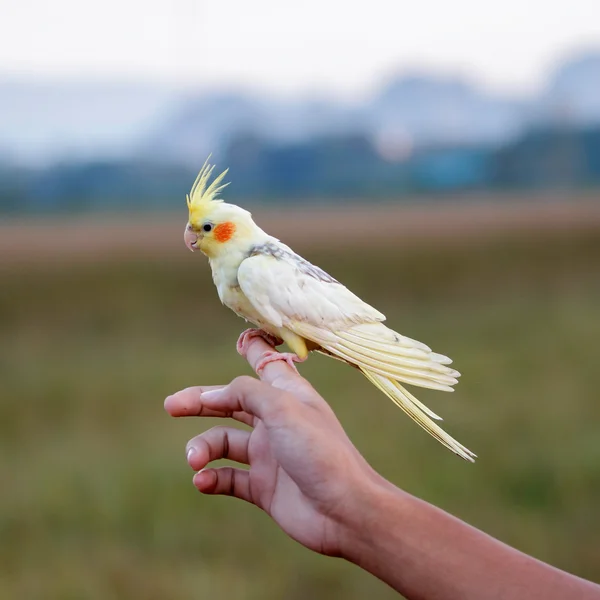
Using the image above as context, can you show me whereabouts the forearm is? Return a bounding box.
[339,480,600,600]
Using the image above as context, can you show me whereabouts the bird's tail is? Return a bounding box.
[360,367,476,462]
[294,321,476,461]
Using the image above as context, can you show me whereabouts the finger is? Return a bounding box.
[198,376,292,422]
[243,336,309,391]
[186,426,250,471]
[164,386,254,426]
[193,467,253,504]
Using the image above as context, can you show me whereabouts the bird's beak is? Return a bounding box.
[184,224,199,252]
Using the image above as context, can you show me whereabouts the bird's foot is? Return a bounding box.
[236,328,284,357]
[255,351,307,375]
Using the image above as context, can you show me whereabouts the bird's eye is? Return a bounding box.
[202,223,213,233]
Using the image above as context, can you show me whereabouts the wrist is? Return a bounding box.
[333,471,413,563]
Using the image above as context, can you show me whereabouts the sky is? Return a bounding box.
[1,0,599,99]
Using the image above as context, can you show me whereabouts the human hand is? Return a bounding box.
[164,336,387,556]
[166,339,600,600]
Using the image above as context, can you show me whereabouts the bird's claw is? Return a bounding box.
[255,351,307,375]
[236,328,283,357]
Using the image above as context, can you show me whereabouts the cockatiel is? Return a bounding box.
[184,158,476,462]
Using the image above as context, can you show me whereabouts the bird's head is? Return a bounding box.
[184,158,257,259]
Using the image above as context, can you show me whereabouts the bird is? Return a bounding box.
[183,158,476,462]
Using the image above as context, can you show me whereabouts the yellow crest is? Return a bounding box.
[186,155,230,224]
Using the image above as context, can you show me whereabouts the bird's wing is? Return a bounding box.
[293,321,460,391]
[237,241,386,331]
[238,242,475,461]
[237,241,457,389]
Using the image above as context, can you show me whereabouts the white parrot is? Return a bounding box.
[183,159,476,462]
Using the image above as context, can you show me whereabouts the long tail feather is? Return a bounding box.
[361,368,476,462]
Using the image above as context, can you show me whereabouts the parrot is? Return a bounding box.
[183,158,476,462]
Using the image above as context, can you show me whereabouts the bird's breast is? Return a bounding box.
[210,261,272,332]
[221,284,274,331]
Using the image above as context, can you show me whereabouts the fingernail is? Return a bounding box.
[193,469,213,489]
[201,389,224,400]
[186,447,196,462]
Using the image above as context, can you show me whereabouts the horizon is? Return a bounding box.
[0,45,598,105]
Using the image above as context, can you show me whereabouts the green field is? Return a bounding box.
[1,221,599,599]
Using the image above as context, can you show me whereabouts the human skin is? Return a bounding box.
[164,337,600,599]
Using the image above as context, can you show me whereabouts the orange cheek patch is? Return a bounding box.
[214,221,236,243]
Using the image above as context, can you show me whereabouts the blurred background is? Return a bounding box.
[1,1,599,598]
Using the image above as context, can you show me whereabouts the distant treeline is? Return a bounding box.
[1,125,599,214]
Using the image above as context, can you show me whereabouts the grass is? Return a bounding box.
[0,223,599,598]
